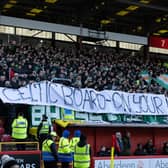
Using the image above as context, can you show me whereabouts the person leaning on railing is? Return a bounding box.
[69,130,81,153]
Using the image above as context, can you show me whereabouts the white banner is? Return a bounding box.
[0,81,168,115]
[94,157,168,168]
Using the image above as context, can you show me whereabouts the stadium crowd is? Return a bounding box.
[0,42,167,96]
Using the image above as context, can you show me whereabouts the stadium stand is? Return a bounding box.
[0,42,168,96]
[1,1,168,167]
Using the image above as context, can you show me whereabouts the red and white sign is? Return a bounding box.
[149,36,168,49]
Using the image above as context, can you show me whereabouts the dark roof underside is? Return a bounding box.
[1,0,168,37]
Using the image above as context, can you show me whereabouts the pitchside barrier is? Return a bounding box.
[0,141,39,151]
[92,155,168,168]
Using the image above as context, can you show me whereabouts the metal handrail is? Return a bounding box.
[51,77,71,83]
[0,141,39,151]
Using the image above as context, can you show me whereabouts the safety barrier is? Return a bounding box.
[92,155,168,168]
[0,141,39,151]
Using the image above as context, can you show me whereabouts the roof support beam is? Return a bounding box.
[117,0,168,12]
[0,15,147,44]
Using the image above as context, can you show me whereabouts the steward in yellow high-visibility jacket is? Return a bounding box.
[58,130,73,168]
[42,131,58,168]
[69,130,81,153]
[12,113,28,140]
[11,112,28,151]
[74,134,91,168]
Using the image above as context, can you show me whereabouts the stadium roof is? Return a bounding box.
[1,0,168,37]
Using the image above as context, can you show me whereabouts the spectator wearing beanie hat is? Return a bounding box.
[1,155,19,168]
[58,130,73,168]
[69,130,81,153]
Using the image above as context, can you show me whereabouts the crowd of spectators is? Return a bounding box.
[133,139,168,156]
[97,132,168,156]
[0,42,168,96]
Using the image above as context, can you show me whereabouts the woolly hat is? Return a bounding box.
[62,130,70,138]
[74,130,81,137]
[1,155,19,168]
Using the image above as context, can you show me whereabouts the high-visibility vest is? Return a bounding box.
[42,139,53,152]
[12,116,28,139]
[58,137,71,154]
[58,137,73,162]
[74,144,90,168]
[69,137,80,152]
[39,121,49,134]
[42,139,56,161]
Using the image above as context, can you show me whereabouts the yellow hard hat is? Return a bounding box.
[50,131,57,137]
